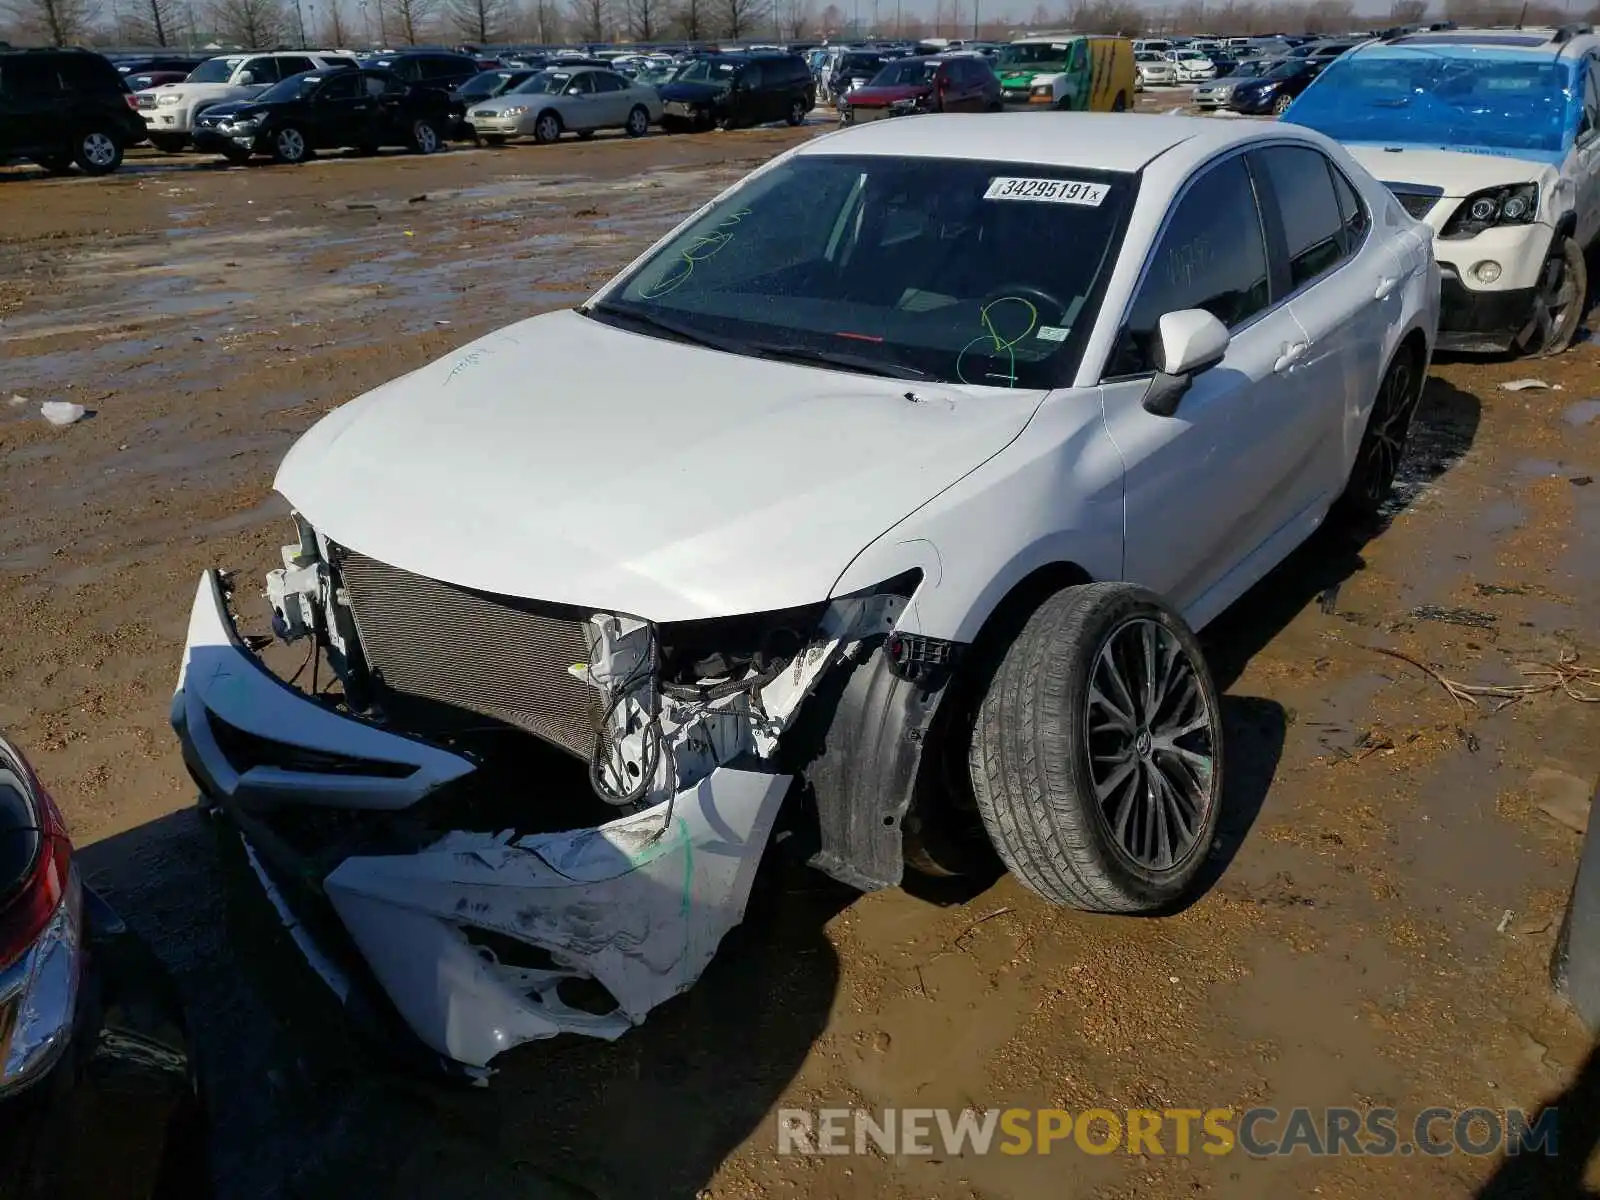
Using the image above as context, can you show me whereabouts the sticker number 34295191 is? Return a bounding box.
[983,177,1110,206]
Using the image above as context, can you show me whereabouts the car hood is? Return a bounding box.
[659,81,726,102]
[468,94,534,112]
[847,82,930,105]
[998,67,1047,82]
[138,82,244,100]
[1343,143,1555,189]
[275,309,1044,621]
[198,99,269,120]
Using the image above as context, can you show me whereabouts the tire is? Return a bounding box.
[74,128,122,175]
[968,582,1224,912]
[839,106,855,125]
[149,132,188,154]
[1111,91,1127,112]
[1334,343,1422,523]
[482,133,506,146]
[714,112,737,131]
[986,99,1003,112]
[1272,93,1293,115]
[271,124,311,164]
[532,111,562,144]
[1518,234,1587,357]
[409,117,441,155]
[626,104,651,137]
[785,98,806,126]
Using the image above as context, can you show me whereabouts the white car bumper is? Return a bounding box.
[172,569,789,1071]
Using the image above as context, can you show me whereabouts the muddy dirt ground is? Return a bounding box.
[3,109,1600,1200]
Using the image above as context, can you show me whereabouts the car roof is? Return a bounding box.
[800,112,1310,173]
[1364,27,1597,55]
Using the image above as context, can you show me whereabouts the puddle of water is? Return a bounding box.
[1380,388,1478,518]
[1564,398,1600,427]
[1478,499,1527,535]
[1515,457,1567,478]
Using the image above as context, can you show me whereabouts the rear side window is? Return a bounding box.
[276,55,316,77]
[57,54,120,92]
[318,71,360,100]
[1254,145,1348,289]
[0,58,63,95]
[592,71,625,92]
[241,57,280,83]
[743,62,765,87]
[1329,162,1370,254]
[1108,154,1270,376]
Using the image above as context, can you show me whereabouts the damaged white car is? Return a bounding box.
[171,112,1438,1077]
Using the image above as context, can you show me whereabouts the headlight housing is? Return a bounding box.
[156,92,181,106]
[227,118,260,134]
[1441,184,1538,239]
[1030,83,1052,97]
[500,105,528,116]
[0,735,80,1100]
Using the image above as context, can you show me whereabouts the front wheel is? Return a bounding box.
[1518,235,1587,357]
[785,98,806,126]
[626,104,650,137]
[714,112,737,131]
[532,111,562,144]
[271,124,311,164]
[969,582,1224,912]
[74,129,122,175]
[408,118,441,155]
[1111,91,1127,112]
[1334,345,1421,523]
[1272,93,1293,115]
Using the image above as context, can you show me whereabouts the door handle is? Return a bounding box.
[1273,340,1309,372]
[1375,274,1399,300]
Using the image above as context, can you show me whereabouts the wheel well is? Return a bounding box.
[1396,327,1428,396]
[1556,212,1578,241]
[968,561,1095,657]
[538,107,561,126]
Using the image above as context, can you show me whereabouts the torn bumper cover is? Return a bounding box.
[171,570,789,1070]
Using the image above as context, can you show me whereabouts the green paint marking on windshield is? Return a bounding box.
[957,296,1037,387]
[640,208,752,299]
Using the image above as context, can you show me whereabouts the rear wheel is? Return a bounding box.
[1111,91,1127,111]
[271,124,311,164]
[149,132,188,154]
[626,104,651,136]
[408,117,441,155]
[74,129,122,175]
[969,582,1224,912]
[1334,344,1422,523]
[714,112,737,131]
[533,111,562,144]
[1518,234,1587,357]
[786,98,806,126]
[1272,93,1293,115]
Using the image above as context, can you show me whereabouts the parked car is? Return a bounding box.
[124,69,190,93]
[1285,24,1600,355]
[0,48,147,175]
[1165,48,1217,81]
[449,67,535,136]
[170,111,1438,1078]
[1226,56,1325,114]
[838,54,1000,123]
[0,731,207,1199]
[361,50,480,93]
[658,53,813,131]
[1191,57,1280,108]
[469,65,661,143]
[1025,35,1135,110]
[192,67,455,165]
[1135,50,1178,87]
[136,51,355,152]
[824,50,889,103]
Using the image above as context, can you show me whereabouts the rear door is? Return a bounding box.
[366,70,409,141]
[307,69,365,148]
[590,70,630,125]
[0,58,63,153]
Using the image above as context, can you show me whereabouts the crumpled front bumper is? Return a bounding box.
[171,570,790,1071]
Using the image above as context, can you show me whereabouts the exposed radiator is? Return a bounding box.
[333,547,600,761]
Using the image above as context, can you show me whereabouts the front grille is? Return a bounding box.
[1385,184,1442,220]
[334,548,600,760]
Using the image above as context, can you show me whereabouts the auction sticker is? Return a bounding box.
[984,177,1109,206]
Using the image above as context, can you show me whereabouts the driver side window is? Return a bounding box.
[1106,154,1271,377]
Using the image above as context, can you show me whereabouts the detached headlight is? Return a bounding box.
[1442,184,1538,239]
[499,105,528,116]
[156,92,182,106]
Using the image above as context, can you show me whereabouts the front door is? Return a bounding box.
[1101,152,1311,619]
[308,70,366,148]
[562,71,599,129]
[1574,60,1600,248]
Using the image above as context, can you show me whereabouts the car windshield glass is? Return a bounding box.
[997,42,1068,66]
[1136,52,1164,63]
[676,58,739,82]
[599,154,1132,389]
[513,69,574,94]
[254,72,320,102]
[461,70,507,93]
[1264,59,1309,79]
[840,53,884,72]
[873,59,937,85]
[1286,47,1579,156]
[188,57,242,83]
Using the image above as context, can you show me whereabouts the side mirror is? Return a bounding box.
[1142,309,1230,417]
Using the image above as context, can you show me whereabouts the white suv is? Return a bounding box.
[136,52,355,151]
[1286,25,1600,355]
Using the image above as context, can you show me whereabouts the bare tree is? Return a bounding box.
[625,0,656,39]
[316,0,351,42]
[774,0,811,36]
[567,0,605,37]
[449,0,506,39]
[815,0,840,30]
[383,0,435,41]
[1387,0,1427,21]
[2,0,99,44]
[717,0,763,36]
[209,0,286,43]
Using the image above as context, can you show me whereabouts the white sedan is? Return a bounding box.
[1166,48,1219,81]
[468,65,661,144]
[171,113,1438,1074]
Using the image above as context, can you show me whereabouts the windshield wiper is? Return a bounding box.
[743,340,928,380]
[581,302,748,355]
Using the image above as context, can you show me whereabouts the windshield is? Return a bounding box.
[1136,52,1165,63]
[188,57,243,83]
[1228,60,1274,77]
[998,42,1070,67]
[872,59,938,86]
[676,57,739,82]
[1286,47,1579,157]
[1264,59,1310,80]
[839,53,885,73]
[513,69,576,94]
[597,155,1132,389]
[253,72,322,103]
[461,69,511,94]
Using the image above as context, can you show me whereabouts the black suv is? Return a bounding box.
[363,51,481,92]
[0,49,146,175]
[658,53,814,131]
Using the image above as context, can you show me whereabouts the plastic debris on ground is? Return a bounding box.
[1501,379,1550,392]
[40,401,86,426]
[7,394,26,406]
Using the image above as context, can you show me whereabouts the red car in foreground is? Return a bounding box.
[839,54,1002,124]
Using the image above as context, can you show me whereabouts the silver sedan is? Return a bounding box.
[469,66,663,144]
